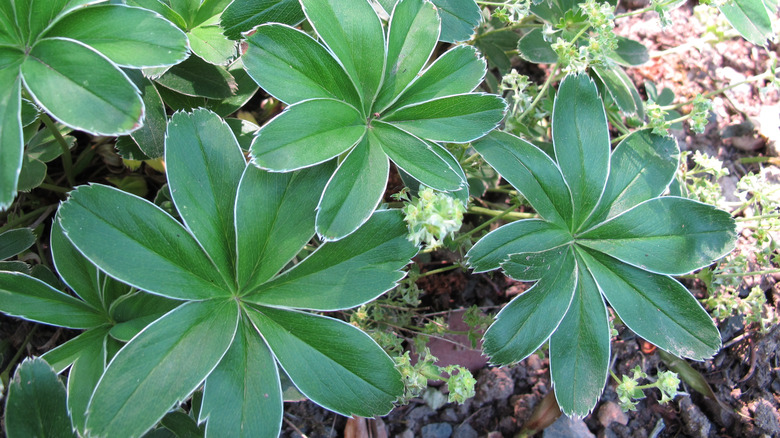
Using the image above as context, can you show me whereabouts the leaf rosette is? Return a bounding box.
[467,73,736,416]
[57,109,418,438]
[0,0,190,209]
[242,0,507,240]
[0,219,178,435]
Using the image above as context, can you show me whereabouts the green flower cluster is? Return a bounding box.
[403,187,467,249]
[614,366,681,411]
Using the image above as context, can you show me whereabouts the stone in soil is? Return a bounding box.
[452,423,478,438]
[421,422,453,438]
[679,395,712,438]
[749,398,780,436]
[474,368,515,407]
[597,401,629,428]
[543,415,596,438]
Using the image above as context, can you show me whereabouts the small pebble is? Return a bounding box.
[543,415,595,438]
[421,422,453,438]
[452,423,478,438]
[597,401,628,427]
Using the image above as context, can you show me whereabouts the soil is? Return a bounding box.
[1,1,779,437]
[277,2,780,437]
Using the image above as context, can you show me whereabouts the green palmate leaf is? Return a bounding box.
[101,273,137,313]
[194,0,234,25]
[428,140,470,204]
[549,255,609,416]
[250,98,365,171]
[166,109,246,281]
[374,0,440,110]
[316,137,389,240]
[246,306,403,417]
[242,0,501,239]
[125,70,167,158]
[58,184,232,300]
[608,36,650,66]
[466,219,573,273]
[474,27,519,75]
[126,0,188,29]
[552,73,610,230]
[22,38,143,135]
[50,218,102,310]
[0,60,23,209]
[205,60,258,115]
[371,121,463,191]
[470,72,735,416]
[579,197,737,275]
[11,0,66,45]
[67,330,109,434]
[719,0,774,45]
[188,23,237,66]
[0,3,21,45]
[200,317,282,438]
[484,247,577,365]
[246,210,416,310]
[86,300,239,438]
[160,412,204,437]
[592,65,643,117]
[433,0,481,42]
[377,0,481,43]
[16,155,46,192]
[579,249,721,359]
[4,358,76,438]
[244,24,360,106]
[43,4,189,68]
[221,0,304,40]
[389,45,487,110]
[166,0,199,24]
[108,292,178,330]
[584,130,678,228]
[472,131,572,228]
[226,118,260,150]
[383,93,506,142]
[517,28,558,64]
[42,327,108,373]
[155,55,237,99]
[0,227,34,260]
[301,0,385,113]
[0,271,105,329]
[235,163,334,292]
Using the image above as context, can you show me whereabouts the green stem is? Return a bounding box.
[419,264,461,278]
[468,205,534,220]
[735,213,780,222]
[611,131,630,145]
[608,111,631,136]
[470,20,533,42]
[40,113,75,187]
[38,182,71,194]
[486,187,519,195]
[456,202,526,243]
[0,205,54,234]
[613,0,681,19]
[461,152,483,167]
[517,64,560,124]
[739,156,778,165]
[716,268,780,278]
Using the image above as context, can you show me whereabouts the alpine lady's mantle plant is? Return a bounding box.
[0,0,188,209]
[467,73,737,416]
[242,0,507,240]
[0,218,178,435]
[57,109,418,437]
